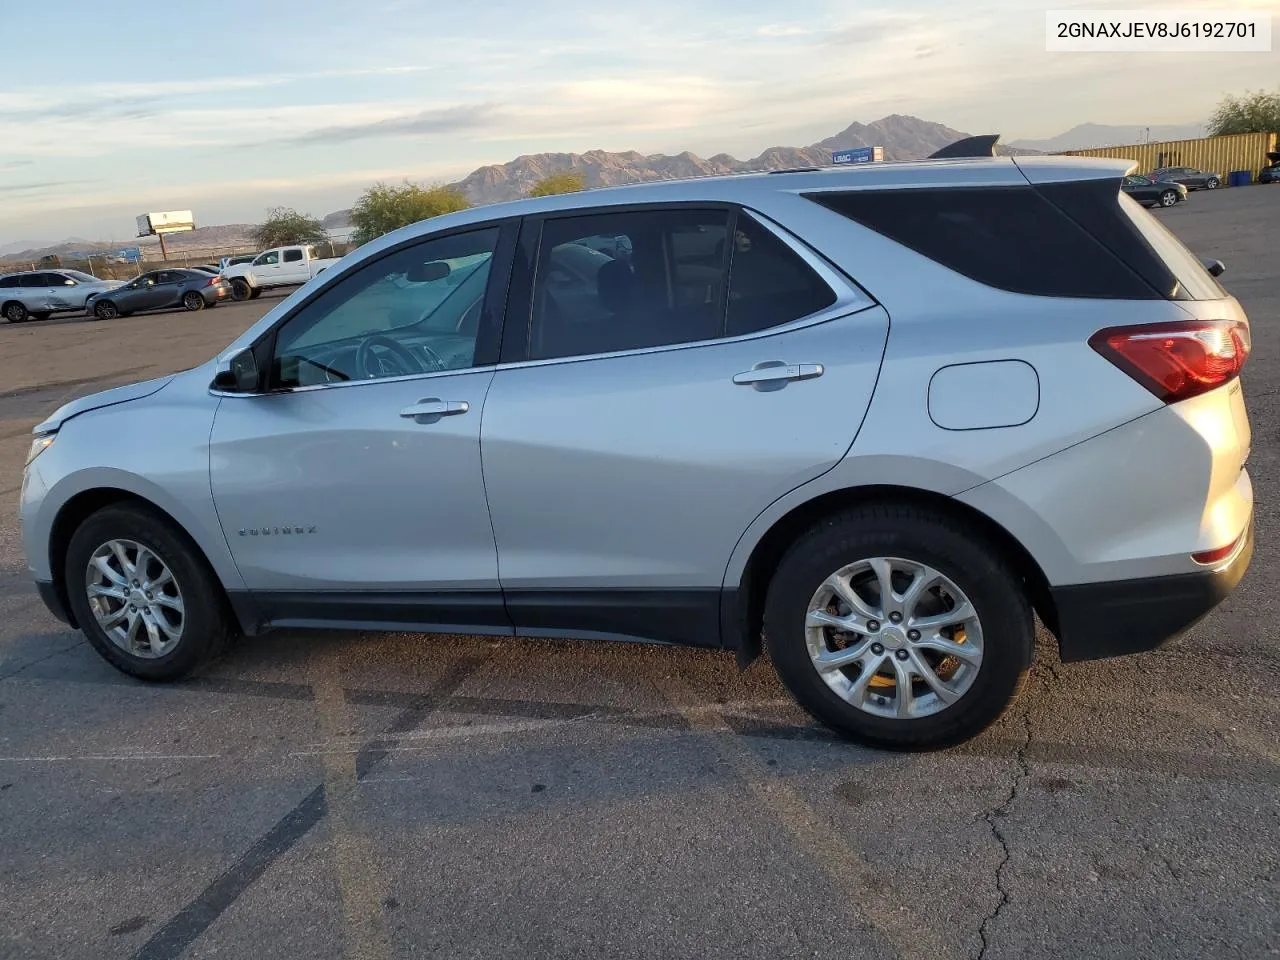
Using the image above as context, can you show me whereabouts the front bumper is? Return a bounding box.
[1049,516,1253,662]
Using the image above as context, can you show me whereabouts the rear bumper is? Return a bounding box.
[1049,516,1253,662]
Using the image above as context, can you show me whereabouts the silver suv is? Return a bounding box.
[20,155,1254,749]
[0,269,125,323]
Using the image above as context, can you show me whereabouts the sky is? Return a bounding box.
[1,0,1276,244]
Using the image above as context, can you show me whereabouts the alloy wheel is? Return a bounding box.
[85,539,185,658]
[804,556,983,719]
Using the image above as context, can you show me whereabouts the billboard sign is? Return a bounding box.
[832,146,884,165]
[137,210,195,236]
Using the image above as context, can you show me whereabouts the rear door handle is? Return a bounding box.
[732,362,824,389]
[399,398,470,420]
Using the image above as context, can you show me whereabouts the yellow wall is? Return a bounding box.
[1063,132,1277,180]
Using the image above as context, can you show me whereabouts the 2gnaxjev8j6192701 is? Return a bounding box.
[21,153,1253,750]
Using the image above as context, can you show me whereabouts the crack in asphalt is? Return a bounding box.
[0,638,86,682]
[976,709,1033,960]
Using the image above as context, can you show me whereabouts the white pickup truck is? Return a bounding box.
[220,244,341,300]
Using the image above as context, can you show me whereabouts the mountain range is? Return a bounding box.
[5,115,1204,261]
[322,114,1030,227]
[1007,121,1206,153]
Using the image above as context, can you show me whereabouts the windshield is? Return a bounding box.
[63,270,98,283]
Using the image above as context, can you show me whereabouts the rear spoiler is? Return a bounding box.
[928,134,1001,159]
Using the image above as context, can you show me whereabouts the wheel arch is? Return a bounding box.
[725,484,1056,667]
[47,487,259,635]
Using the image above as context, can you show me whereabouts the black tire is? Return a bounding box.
[92,299,119,320]
[3,300,29,323]
[248,286,263,300]
[65,503,235,681]
[763,502,1033,751]
[1206,177,1220,190]
[230,279,252,301]
[182,291,205,311]
[1160,190,1179,207]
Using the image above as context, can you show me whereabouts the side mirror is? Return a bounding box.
[1204,259,1226,278]
[406,261,450,283]
[211,348,260,393]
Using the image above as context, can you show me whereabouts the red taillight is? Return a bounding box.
[207,276,221,286]
[1192,531,1244,565]
[1088,319,1250,404]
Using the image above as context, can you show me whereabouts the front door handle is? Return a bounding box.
[399,398,470,420]
[732,362,824,390]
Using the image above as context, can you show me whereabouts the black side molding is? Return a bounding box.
[928,134,1001,159]
[35,580,76,628]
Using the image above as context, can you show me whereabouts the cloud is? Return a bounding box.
[756,24,811,37]
[0,179,96,194]
[271,103,508,147]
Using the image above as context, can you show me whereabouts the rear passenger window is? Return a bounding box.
[727,215,837,335]
[283,249,304,263]
[529,209,730,360]
[805,187,1157,299]
[528,208,839,360]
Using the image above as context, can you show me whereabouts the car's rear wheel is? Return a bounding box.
[182,291,205,311]
[764,503,1033,750]
[92,300,118,320]
[1160,189,1179,207]
[65,504,235,681]
[4,301,29,323]
[1206,177,1220,190]
[230,279,252,301]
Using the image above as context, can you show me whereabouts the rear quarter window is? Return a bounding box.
[805,186,1157,300]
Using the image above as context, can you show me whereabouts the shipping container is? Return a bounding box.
[1063,131,1277,181]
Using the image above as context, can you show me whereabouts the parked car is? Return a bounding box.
[220,244,340,301]
[21,156,1253,750]
[0,269,125,323]
[219,254,258,271]
[1147,166,1221,190]
[191,264,223,275]
[84,269,230,319]
[1121,174,1188,207]
[1257,152,1280,184]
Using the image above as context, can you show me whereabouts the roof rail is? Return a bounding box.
[928,134,1001,159]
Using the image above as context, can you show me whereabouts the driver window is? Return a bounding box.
[271,226,500,389]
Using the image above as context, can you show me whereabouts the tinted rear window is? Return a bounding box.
[1115,193,1225,300]
[805,186,1157,299]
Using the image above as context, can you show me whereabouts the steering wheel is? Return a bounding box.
[355,335,422,379]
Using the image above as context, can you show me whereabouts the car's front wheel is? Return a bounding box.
[92,300,119,320]
[182,291,205,311]
[230,279,252,301]
[764,503,1033,750]
[1160,189,1180,207]
[65,503,236,681]
[1206,177,1220,190]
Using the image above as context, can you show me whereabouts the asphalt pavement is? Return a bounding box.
[0,194,1276,960]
